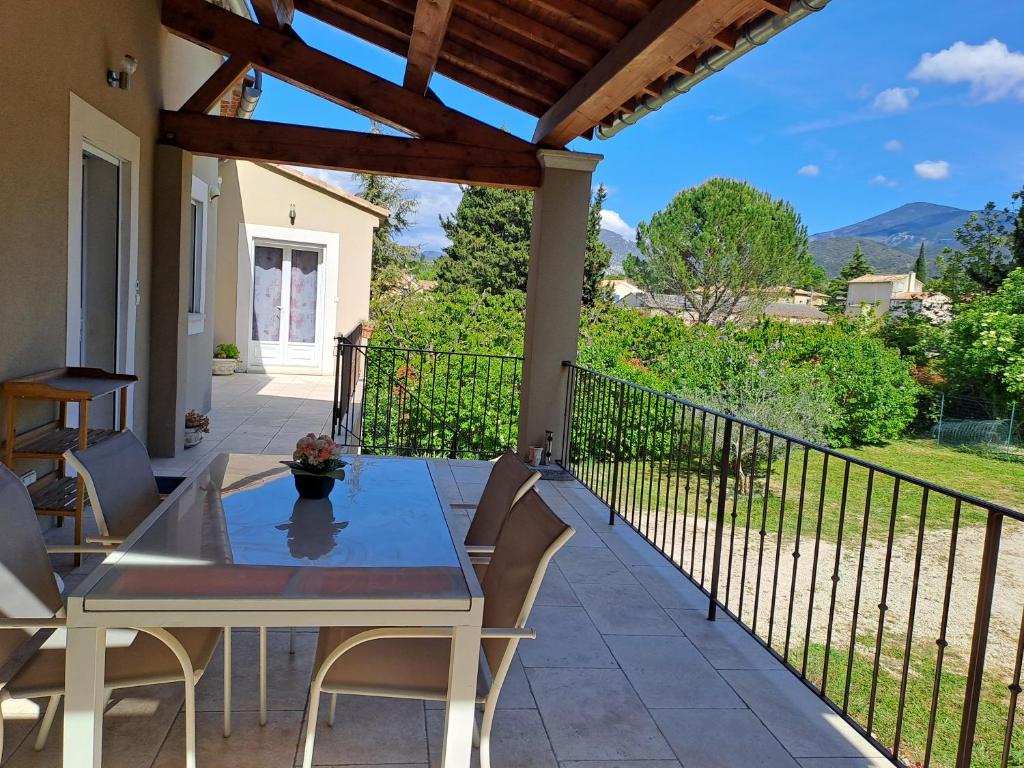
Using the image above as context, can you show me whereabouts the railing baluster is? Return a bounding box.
[738,428,760,623]
[708,417,734,621]
[844,467,875,714]
[801,452,829,679]
[821,460,851,696]
[784,446,810,663]
[752,433,775,636]
[725,424,743,608]
[867,477,901,737]
[768,440,793,648]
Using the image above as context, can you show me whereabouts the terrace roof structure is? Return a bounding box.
[160,0,827,188]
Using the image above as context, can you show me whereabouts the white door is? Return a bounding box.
[250,242,325,368]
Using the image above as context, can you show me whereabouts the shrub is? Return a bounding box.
[214,343,240,359]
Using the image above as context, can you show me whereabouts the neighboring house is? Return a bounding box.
[762,302,829,324]
[846,273,923,316]
[889,291,953,323]
[215,161,387,376]
[774,287,828,307]
[602,278,642,302]
[620,291,690,316]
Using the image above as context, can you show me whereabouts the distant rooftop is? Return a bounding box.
[847,273,914,284]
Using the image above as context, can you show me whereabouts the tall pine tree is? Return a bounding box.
[913,243,928,283]
[436,184,613,304]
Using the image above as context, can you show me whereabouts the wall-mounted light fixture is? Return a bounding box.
[289,204,296,225]
[107,55,138,90]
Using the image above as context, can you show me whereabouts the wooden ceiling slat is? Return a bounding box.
[160,111,542,188]
[404,0,455,93]
[533,0,750,146]
[526,0,628,48]
[454,0,602,70]
[755,0,790,14]
[163,0,532,151]
[295,0,552,115]
[251,0,295,27]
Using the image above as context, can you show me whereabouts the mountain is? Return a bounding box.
[601,227,639,273]
[810,202,979,277]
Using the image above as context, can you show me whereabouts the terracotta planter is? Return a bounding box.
[212,357,237,376]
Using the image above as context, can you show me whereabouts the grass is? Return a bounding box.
[797,640,1023,768]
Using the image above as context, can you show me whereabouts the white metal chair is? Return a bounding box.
[63,430,235,738]
[300,488,574,768]
[0,464,225,768]
[452,451,541,562]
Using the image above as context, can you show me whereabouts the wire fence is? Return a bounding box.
[933,394,1020,454]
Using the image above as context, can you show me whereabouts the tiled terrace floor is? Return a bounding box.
[6,375,891,768]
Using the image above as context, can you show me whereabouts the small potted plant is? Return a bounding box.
[184,410,210,448]
[212,343,241,376]
[282,433,348,499]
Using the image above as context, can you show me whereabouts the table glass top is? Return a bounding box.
[84,454,470,607]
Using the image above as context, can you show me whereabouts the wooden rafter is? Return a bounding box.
[159,111,542,189]
[294,0,553,115]
[712,26,738,51]
[180,56,252,114]
[755,0,791,14]
[162,0,531,152]
[533,0,747,146]
[404,0,455,93]
[251,0,295,27]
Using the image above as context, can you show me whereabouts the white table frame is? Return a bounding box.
[61,455,484,768]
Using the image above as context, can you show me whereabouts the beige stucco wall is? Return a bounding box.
[215,162,380,372]
[0,1,221,452]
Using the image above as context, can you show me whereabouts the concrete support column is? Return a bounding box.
[147,146,192,458]
[518,149,602,461]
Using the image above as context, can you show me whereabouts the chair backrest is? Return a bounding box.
[0,465,63,666]
[464,451,541,548]
[64,430,161,538]
[480,489,573,676]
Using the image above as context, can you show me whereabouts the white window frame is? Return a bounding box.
[187,175,209,335]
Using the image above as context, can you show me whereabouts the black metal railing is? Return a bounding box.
[561,363,1024,768]
[332,335,522,459]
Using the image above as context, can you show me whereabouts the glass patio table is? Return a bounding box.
[62,454,484,768]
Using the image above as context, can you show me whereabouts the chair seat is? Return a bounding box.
[6,627,221,699]
[315,627,486,702]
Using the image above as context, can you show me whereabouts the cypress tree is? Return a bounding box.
[913,243,927,283]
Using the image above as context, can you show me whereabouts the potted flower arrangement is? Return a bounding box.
[184,410,210,448]
[282,433,348,499]
[212,343,241,376]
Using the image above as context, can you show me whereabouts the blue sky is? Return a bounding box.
[252,0,1024,250]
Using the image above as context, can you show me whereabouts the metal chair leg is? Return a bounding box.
[258,627,268,726]
[327,693,337,727]
[34,695,61,751]
[479,699,496,768]
[301,684,322,768]
[289,627,296,655]
[223,628,232,737]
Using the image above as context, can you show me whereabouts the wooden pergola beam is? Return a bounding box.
[532,0,745,146]
[180,56,251,114]
[251,0,294,28]
[159,111,542,189]
[755,0,791,14]
[404,0,455,93]
[162,0,531,153]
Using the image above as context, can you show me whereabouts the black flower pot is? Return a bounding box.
[293,473,335,500]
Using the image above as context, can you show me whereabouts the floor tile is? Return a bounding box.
[797,759,894,768]
[153,710,303,768]
[299,695,428,766]
[573,582,681,636]
[555,547,637,586]
[517,606,617,669]
[426,708,556,768]
[667,610,779,670]
[605,635,744,709]
[560,762,682,768]
[652,708,799,768]
[721,670,879,758]
[630,565,708,610]
[535,563,580,607]
[529,668,674,762]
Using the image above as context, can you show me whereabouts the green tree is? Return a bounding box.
[354,123,419,275]
[913,242,927,283]
[943,267,1024,403]
[436,186,534,294]
[938,187,1024,296]
[625,179,814,327]
[824,245,873,313]
[584,185,614,306]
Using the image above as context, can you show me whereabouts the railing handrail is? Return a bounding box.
[563,361,1024,522]
[336,336,522,362]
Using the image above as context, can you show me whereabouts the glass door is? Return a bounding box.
[250,242,323,368]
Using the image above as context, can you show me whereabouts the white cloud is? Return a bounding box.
[707,113,728,123]
[872,87,918,112]
[870,174,898,188]
[600,209,636,240]
[910,39,1024,102]
[797,164,821,177]
[914,160,951,180]
[883,139,904,152]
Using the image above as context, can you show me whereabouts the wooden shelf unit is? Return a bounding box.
[2,367,138,564]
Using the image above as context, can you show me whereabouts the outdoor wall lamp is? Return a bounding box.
[289,204,296,225]
[107,55,138,90]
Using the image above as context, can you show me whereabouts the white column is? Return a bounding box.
[518,149,602,460]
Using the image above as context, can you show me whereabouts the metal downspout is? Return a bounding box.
[224,0,262,118]
[596,0,830,140]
